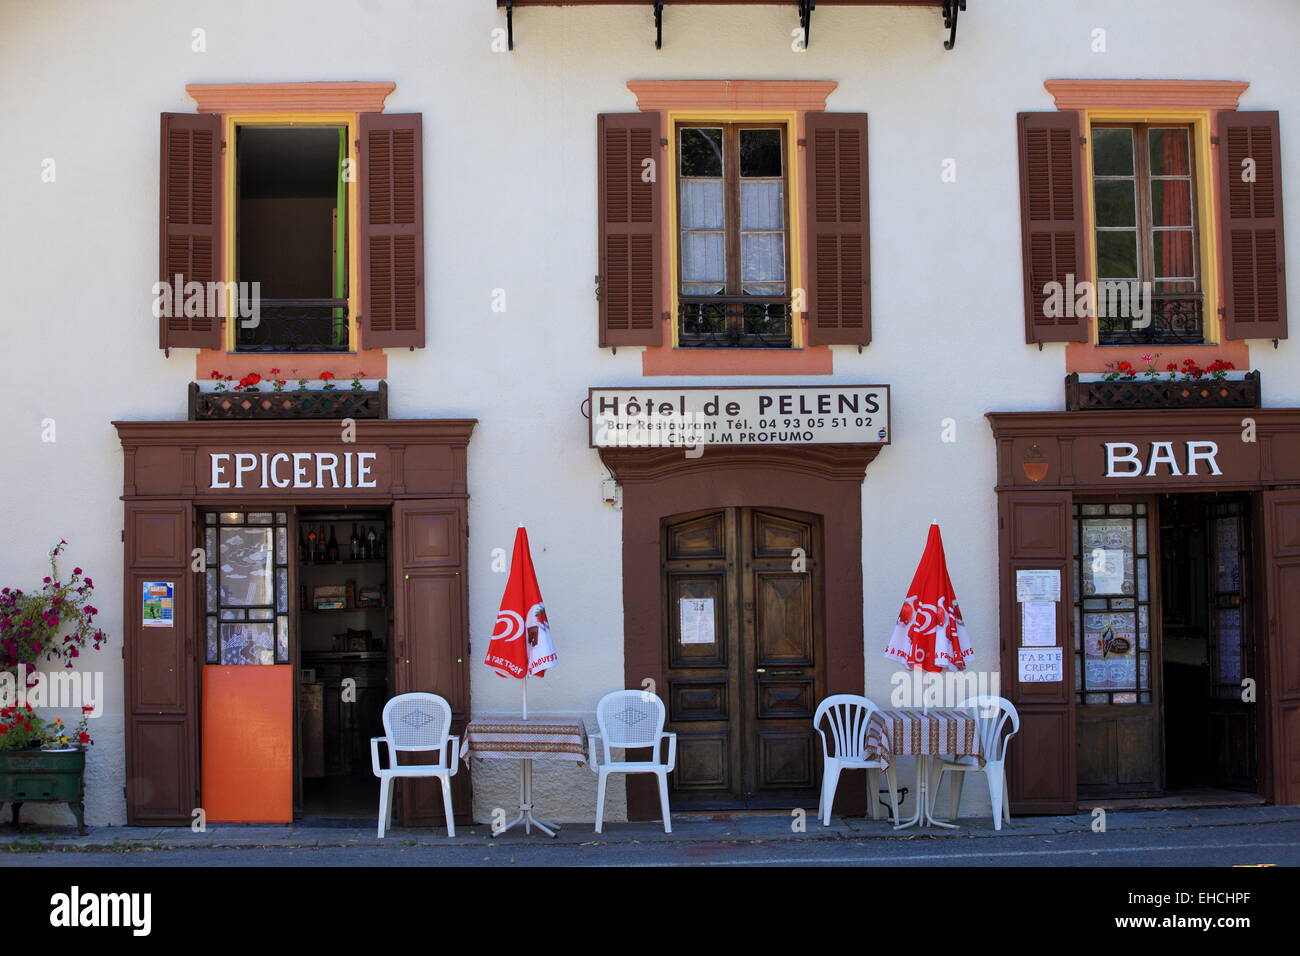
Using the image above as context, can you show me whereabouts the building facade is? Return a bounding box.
[2,0,1298,828]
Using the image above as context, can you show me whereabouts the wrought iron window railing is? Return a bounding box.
[678,295,793,348]
[1097,292,1204,346]
[235,298,350,353]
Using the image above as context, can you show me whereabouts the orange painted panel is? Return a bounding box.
[201,665,293,823]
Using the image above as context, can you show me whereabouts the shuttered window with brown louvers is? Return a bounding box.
[598,112,662,348]
[805,112,871,347]
[360,113,425,349]
[159,112,223,351]
[1018,112,1089,345]
[1218,111,1288,342]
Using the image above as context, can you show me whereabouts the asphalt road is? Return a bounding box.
[8,819,1299,866]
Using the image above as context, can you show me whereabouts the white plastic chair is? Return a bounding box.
[814,694,900,826]
[589,690,677,834]
[370,692,460,838]
[928,695,1019,830]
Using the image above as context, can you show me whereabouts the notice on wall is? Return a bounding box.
[142,581,174,628]
[1020,600,1058,647]
[1088,549,1126,595]
[1018,647,1063,683]
[1016,569,1061,603]
[678,597,716,645]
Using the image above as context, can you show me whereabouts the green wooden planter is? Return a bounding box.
[0,748,86,834]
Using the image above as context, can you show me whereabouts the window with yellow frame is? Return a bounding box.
[668,111,802,349]
[221,113,360,354]
[1084,111,1220,346]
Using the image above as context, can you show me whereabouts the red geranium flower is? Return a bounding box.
[320,371,335,380]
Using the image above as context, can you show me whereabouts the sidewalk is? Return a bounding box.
[4,804,1297,852]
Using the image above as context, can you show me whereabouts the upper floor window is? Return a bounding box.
[235,125,350,353]
[677,124,791,348]
[1092,124,1203,345]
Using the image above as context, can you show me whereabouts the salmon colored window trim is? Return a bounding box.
[186,81,396,113]
[631,81,838,376]
[1047,79,1252,374]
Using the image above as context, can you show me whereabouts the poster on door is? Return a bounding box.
[142,581,174,628]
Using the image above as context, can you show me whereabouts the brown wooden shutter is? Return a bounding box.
[159,112,222,351]
[1260,491,1300,806]
[360,113,425,349]
[124,501,198,824]
[805,112,871,347]
[598,112,662,348]
[390,500,471,826]
[1218,111,1288,341]
[1018,112,1089,344]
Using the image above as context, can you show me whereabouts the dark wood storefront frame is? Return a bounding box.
[114,419,476,827]
[599,443,880,819]
[988,408,1300,814]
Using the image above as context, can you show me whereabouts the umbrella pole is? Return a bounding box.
[522,673,528,720]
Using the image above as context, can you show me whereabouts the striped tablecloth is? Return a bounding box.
[459,718,589,765]
[865,708,984,771]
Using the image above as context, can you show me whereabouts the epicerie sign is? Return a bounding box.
[588,386,890,448]
[208,451,379,490]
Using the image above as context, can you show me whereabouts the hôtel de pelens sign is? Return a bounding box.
[588,386,891,448]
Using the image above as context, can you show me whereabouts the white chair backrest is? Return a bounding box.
[813,694,881,760]
[959,695,1019,762]
[382,692,452,753]
[596,690,666,763]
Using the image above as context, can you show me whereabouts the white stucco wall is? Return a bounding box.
[1,0,1297,826]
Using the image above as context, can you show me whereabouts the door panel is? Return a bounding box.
[1206,499,1257,791]
[1261,491,1300,806]
[124,502,198,825]
[663,507,823,809]
[391,500,471,826]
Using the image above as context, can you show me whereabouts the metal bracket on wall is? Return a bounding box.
[654,0,664,48]
[942,0,965,50]
[798,0,815,48]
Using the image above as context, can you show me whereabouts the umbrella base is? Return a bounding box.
[493,758,560,838]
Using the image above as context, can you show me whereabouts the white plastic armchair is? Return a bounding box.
[928,695,1019,830]
[588,690,677,834]
[370,692,459,838]
[813,694,900,826]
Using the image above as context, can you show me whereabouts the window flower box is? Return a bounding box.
[189,381,388,420]
[1065,371,1260,411]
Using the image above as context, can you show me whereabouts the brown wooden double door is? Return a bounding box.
[662,507,825,809]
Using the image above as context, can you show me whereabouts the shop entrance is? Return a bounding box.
[660,506,825,809]
[1072,493,1259,801]
[198,506,395,822]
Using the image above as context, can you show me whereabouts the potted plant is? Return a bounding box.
[0,705,92,834]
[0,541,102,835]
[190,369,389,420]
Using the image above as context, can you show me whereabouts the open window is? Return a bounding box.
[236,126,350,352]
[159,110,425,353]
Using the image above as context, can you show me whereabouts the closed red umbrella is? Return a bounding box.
[484,525,557,717]
[884,522,973,673]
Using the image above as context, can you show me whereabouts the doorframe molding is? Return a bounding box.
[601,443,877,820]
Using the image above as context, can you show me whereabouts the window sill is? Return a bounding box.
[1065,340,1249,374]
[642,343,832,377]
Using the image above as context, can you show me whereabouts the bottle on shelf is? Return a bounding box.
[305,526,318,564]
[327,525,339,562]
[350,523,361,561]
[366,525,377,560]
